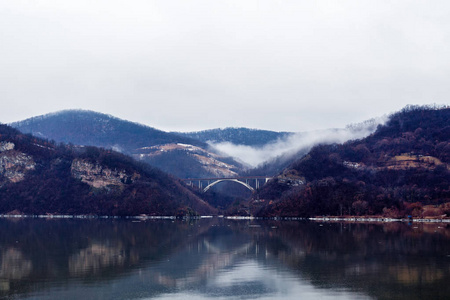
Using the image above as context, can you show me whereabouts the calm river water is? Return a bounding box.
[0,217,449,300]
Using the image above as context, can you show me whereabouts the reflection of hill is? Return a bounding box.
[257,221,450,300]
[147,218,450,298]
[0,248,32,280]
[0,218,212,298]
[69,243,127,276]
[146,224,255,289]
[1,219,449,299]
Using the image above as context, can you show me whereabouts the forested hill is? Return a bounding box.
[0,124,215,216]
[11,110,206,151]
[256,105,450,218]
[179,127,293,146]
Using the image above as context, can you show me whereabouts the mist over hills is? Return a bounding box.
[215,118,384,172]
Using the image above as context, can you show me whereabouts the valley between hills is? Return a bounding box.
[0,105,449,219]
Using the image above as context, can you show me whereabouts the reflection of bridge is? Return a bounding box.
[181,176,272,193]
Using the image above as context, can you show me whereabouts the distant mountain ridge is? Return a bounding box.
[11,110,205,151]
[179,127,294,146]
[10,110,245,178]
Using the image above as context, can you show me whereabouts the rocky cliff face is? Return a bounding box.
[0,142,35,185]
[70,159,140,189]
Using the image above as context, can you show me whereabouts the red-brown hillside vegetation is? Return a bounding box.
[0,124,215,216]
[256,105,450,218]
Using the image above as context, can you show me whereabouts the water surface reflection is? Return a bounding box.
[0,218,449,299]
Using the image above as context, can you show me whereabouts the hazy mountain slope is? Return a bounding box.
[136,143,242,178]
[10,110,244,178]
[11,110,205,151]
[256,105,450,218]
[179,127,293,146]
[0,124,216,216]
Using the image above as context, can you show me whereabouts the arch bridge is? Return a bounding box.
[181,176,272,193]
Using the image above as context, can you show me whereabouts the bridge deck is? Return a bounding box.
[180,176,271,181]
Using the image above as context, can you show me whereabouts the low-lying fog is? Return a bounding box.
[210,117,387,167]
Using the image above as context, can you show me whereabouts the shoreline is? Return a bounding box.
[0,214,449,223]
[308,216,450,223]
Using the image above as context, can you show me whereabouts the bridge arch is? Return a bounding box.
[203,179,255,193]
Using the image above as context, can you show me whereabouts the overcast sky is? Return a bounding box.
[1,0,449,132]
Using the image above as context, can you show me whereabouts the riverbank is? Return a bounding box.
[1,213,450,223]
[309,216,450,223]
